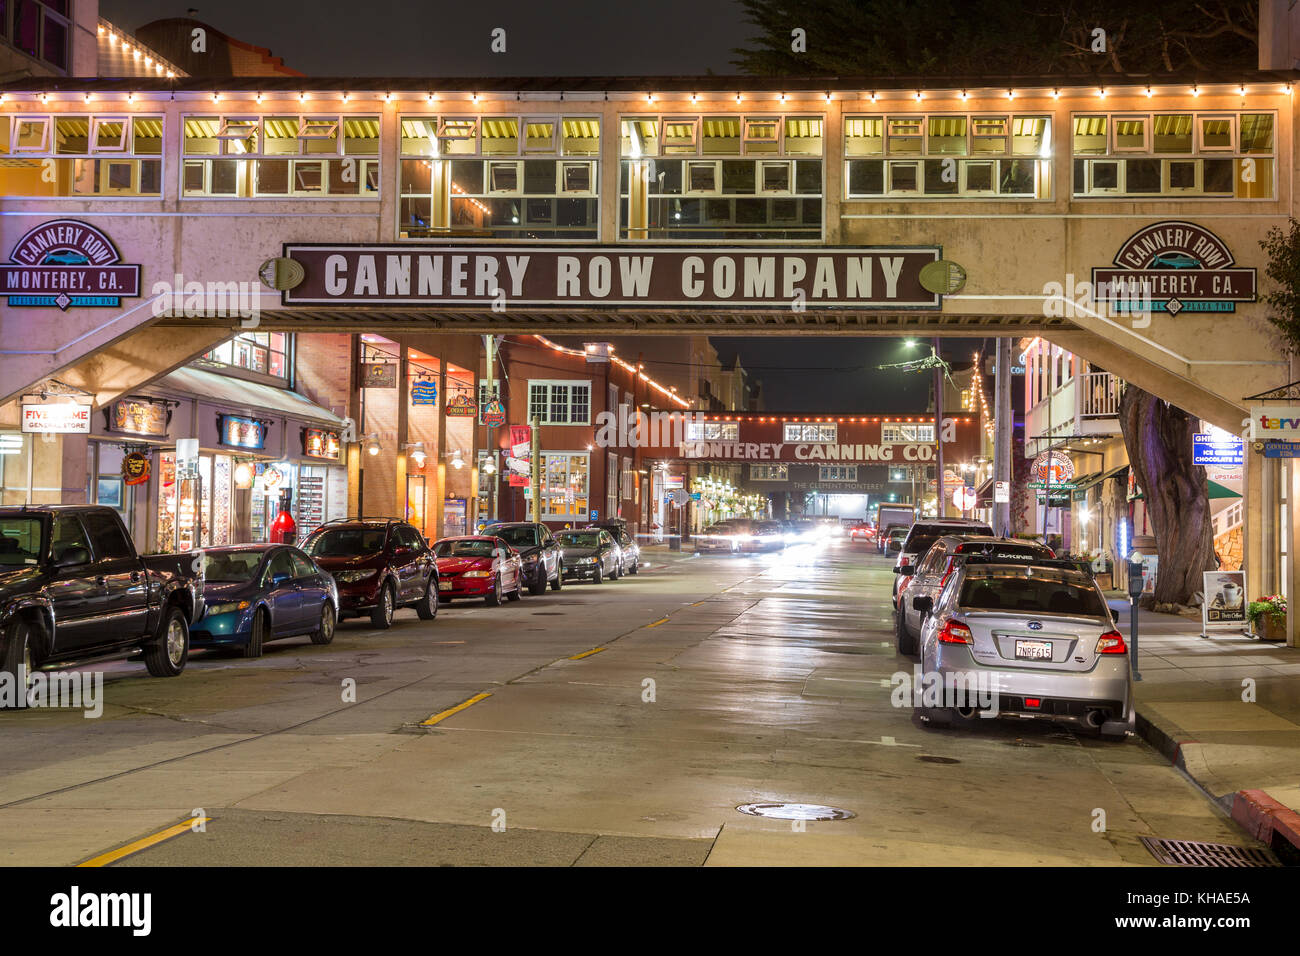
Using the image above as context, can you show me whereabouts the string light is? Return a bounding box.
[531,335,692,408]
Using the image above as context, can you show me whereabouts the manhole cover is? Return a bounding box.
[736,803,855,821]
[917,754,961,764]
[1140,837,1280,868]
[531,612,565,616]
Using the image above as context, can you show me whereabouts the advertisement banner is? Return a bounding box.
[1202,570,1249,636]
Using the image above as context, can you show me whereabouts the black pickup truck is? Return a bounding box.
[0,505,203,695]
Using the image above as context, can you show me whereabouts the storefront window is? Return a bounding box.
[0,113,162,197]
[845,113,1050,199]
[400,114,599,240]
[541,452,589,520]
[1072,111,1274,199]
[182,113,379,198]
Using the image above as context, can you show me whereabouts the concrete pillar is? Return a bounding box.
[1291,460,1300,647]
[346,334,362,518]
[1244,444,1265,605]
[395,344,410,522]
[434,347,447,538]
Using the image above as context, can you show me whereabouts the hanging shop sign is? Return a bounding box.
[445,391,477,417]
[280,246,944,310]
[411,379,438,405]
[302,427,341,461]
[361,362,397,388]
[107,399,170,437]
[480,399,507,428]
[1251,406,1300,441]
[218,415,268,450]
[257,462,287,492]
[1258,440,1300,458]
[1,219,142,310]
[121,451,151,486]
[1091,221,1256,316]
[1028,450,1075,489]
[20,402,91,434]
[1192,432,1244,466]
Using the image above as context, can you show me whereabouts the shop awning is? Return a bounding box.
[1072,463,1129,494]
[1208,480,1242,499]
[151,367,347,426]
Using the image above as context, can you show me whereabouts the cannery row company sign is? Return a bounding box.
[1092,221,1256,315]
[2,220,141,310]
[278,245,943,309]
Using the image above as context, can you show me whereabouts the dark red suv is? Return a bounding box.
[300,518,438,628]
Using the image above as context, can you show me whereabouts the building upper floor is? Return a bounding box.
[0,74,1293,244]
[1021,336,1125,458]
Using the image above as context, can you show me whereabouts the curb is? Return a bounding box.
[1135,704,1300,861]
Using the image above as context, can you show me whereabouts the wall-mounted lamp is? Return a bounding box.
[365,434,381,456]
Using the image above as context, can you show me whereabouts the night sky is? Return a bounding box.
[100,1,946,414]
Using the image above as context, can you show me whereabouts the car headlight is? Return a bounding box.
[575,556,596,565]
[462,570,491,578]
[333,570,377,583]
[207,600,250,616]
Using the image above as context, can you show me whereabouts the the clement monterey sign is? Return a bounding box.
[2,219,141,310]
[279,245,943,309]
[1092,221,1256,315]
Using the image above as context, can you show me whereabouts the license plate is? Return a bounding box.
[438,581,452,590]
[1015,639,1052,661]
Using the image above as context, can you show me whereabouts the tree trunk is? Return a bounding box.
[1117,385,1215,605]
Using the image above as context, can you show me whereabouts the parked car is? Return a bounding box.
[433,536,524,605]
[0,505,203,695]
[749,520,787,552]
[894,536,1055,656]
[556,528,621,582]
[892,518,994,608]
[190,545,338,657]
[493,522,563,594]
[911,557,1131,738]
[589,519,641,574]
[300,518,438,629]
[884,527,908,554]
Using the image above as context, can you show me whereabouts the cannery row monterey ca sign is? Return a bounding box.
[2,219,141,310]
[1092,221,1256,315]
[278,245,943,309]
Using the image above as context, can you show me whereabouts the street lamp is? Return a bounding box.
[365,434,381,457]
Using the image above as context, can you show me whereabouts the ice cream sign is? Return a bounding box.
[1092,221,1256,315]
[2,219,141,310]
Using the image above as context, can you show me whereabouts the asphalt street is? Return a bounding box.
[0,540,1260,866]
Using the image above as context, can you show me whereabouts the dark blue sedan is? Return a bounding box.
[190,545,339,658]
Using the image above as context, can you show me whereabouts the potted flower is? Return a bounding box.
[1247,594,1287,641]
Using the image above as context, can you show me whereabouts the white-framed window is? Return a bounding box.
[881,421,935,443]
[200,332,289,379]
[181,113,379,198]
[528,380,591,425]
[399,114,600,240]
[686,421,740,441]
[845,113,1051,200]
[750,463,789,480]
[0,113,163,197]
[540,451,590,519]
[478,378,501,408]
[783,422,837,442]
[819,465,858,481]
[1071,111,1274,199]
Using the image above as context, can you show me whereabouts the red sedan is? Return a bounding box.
[848,522,875,543]
[433,536,524,606]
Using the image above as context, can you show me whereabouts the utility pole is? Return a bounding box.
[994,338,1013,536]
[529,415,541,523]
[483,333,498,521]
[933,337,944,518]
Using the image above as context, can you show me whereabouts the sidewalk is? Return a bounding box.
[1108,597,1300,859]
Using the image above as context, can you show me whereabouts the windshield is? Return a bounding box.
[703,524,733,534]
[0,516,45,566]
[204,549,266,582]
[435,540,495,558]
[557,532,601,548]
[494,526,539,548]
[960,574,1108,617]
[304,527,387,557]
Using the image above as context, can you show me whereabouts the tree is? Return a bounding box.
[1118,385,1216,606]
[732,0,1258,76]
[1260,218,1300,355]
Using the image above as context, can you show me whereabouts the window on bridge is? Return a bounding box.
[783,422,837,442]
[750,464,789,481]
[0,113,162,196]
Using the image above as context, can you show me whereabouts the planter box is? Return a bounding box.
[1258,614,1287,642]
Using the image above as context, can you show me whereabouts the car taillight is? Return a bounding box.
[938,619,973,644]
[1046,547,1056,558]
[1096,630,1127,654]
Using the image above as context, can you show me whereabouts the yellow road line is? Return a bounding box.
[77,817,211,868]
[568,647,606,660]
[420,692,492,726]
[647,617,670,628]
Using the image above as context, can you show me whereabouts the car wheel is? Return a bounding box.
[895,606,916,657]
[528,566,546,596]
[242,608,267,658]
[370,583,396,629]
[0,617,36,709]
[629,559,639,575]
[416,582,438,620]
[311,603,336,645]
[145,605,189,677]
[506,575,522,602]
[485,575,502,606]
[592,564,603,585]
[611,561,621,580]
[550,564,563,591]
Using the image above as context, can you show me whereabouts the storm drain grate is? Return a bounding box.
[1140,837,1281,868]
[736,803,855,821]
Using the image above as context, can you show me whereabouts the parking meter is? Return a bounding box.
[1126,553,1144,681]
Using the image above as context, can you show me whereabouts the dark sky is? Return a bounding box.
[100,0,761,76]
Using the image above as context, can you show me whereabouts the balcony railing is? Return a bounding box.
[1080,372,1125,419]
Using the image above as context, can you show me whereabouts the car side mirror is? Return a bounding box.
[895,564,915,575]
[271,571,292,587]
[912,595,933,614]
[53,546,90,568]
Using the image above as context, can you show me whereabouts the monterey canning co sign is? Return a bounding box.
[280,245,942,309]
[2,219,141,310]
[1092,221,1256,315]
